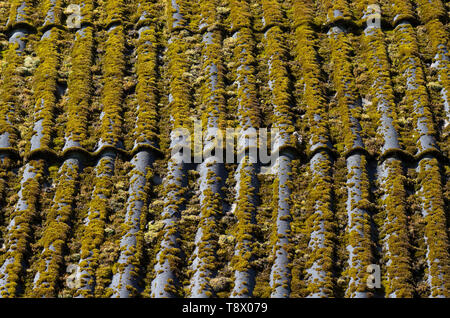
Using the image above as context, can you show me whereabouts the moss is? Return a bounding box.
[416,158,450,297]
[390,20,437,156]
[133,25,159,149]
[165,0,192,32]
[291,6,331,155]
[198,31,226,132]
[303,153,335,297]
[29,27,61,153]
[230,159,257,280]
[0,44,23,150]
[289,0,315,29]
[165,34,191,131]
[6,0,35,29]
[227,0,252,32]
[387,0,415,26]
[374,158,414,297]
[0,160,44,297]
[360,22,403,155]
[415,0,450,157]
[104,0,125,26]
[260,0,295,296]
[289,0,335,297]
[343,156,374,296]
[40,0,63,29]
[97,24,126,149]
[263,25,295,147]
[75,154,116,297]
[31,158,80,297]
[77,0,95,24]
[260,0,284,28]
[327,20,362,154]
[416,0,447,24]
[64,26,94,150]
[0,0,448,299]
[231,28,260,131]
[148,0,197,297]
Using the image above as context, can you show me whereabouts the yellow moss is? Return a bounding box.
[0,44,22,150]
[0,160,44,297]
[375,158,414,297]
[31,158,79,297]
[65,27,94,149]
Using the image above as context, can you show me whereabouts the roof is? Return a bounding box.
[0,0,449,298]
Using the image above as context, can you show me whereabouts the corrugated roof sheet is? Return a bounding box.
[0,0,449,298]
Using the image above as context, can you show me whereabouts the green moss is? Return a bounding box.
[416,158,450,297]
[31,159,79,297]
[97,24,126,149]
[0,44,22,150]
[292,18,331,154]
[64,26,94,149]
[374,158,414,297]
[0,160,44,297]
[416,0,447,23]
[6,0,35,29]
[133,26,159,148]
[29,28,61,153]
